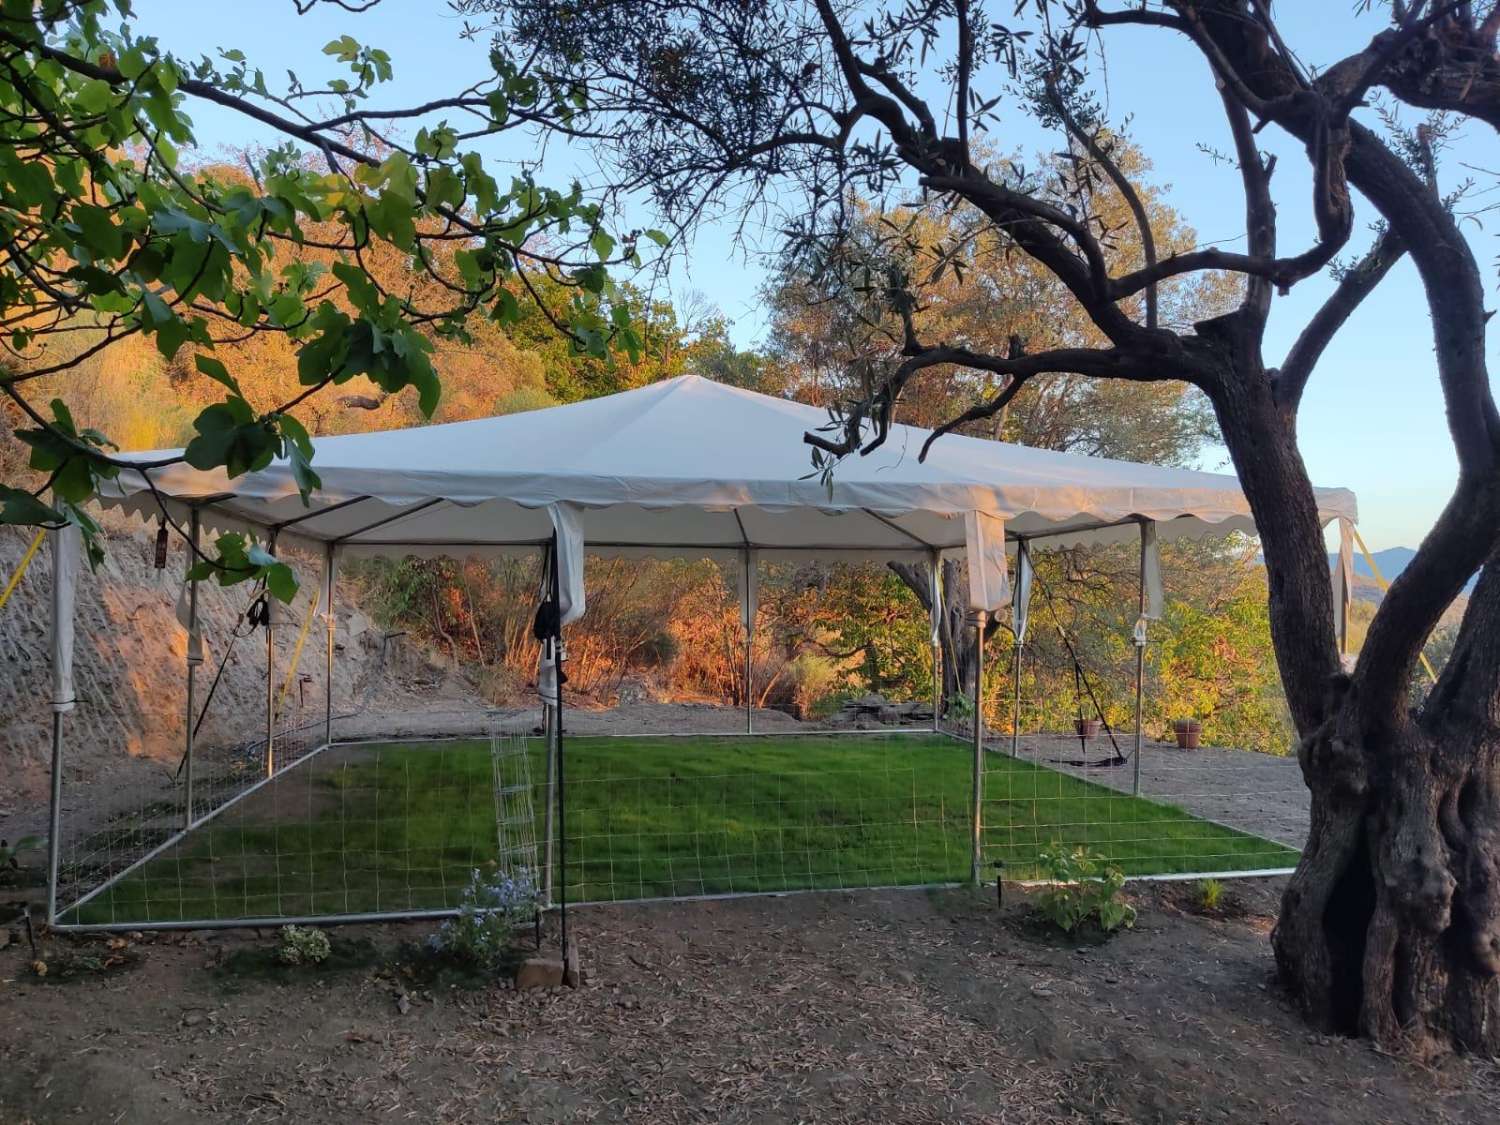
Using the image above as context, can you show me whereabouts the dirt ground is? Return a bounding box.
[2,878,1497,1124]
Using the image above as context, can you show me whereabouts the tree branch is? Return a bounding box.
[1276,226,1407,412]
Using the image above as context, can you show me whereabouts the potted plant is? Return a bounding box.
[1173,718,1202,750]
[1075,717,1101,738]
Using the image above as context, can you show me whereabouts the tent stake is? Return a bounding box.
[970,611,987,887]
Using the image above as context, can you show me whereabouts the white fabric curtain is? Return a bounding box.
[963,510,1011,613]
[49,524,78,713]
[1141,520,1164,621]
[1011,540,1034,644]
[928,551,943,648]
[547,502,586,626]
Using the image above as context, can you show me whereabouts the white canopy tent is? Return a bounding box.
[93,372,1355,560]
[47,373,1358,923]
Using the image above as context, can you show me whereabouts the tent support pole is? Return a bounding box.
[1010,642,1023,758]
[46,525,74,926]
[742,547,753,735]
[264,531,277,779]
[542,706,557,906]
[538,546,557,908]
[183,508,201,827]
[323,543,336,748]
[550,532,570,965]
[47,710,62,925]
[929,552,942,733]
[970,611,987,887]
[1133,523,1148,798]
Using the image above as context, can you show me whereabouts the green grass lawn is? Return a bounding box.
[64,734,1299,925]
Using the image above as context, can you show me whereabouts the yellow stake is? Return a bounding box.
[1348,524,1438,685]
[275,583,321,721]
[0,528,46,614]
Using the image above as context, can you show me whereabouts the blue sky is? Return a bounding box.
[131,1,1500,551]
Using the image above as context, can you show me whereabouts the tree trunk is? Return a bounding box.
[889,557,991,716]
[1272,546,1500,1054]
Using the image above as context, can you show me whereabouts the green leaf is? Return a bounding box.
[322,35,360,61]
[0,486,63,525]
[263,561,298,603]
[278,414,321,502]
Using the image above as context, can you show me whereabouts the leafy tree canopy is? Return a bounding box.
[0,0,653,590]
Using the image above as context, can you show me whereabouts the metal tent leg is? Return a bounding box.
[542,706,557,906]
[324,543,336,748]
[1010,642,1023,758]
[970,611,987,887]
[741,547,756,734]
[264,532,277,779]
[1134,523,1148,797]
[929,553,943,733]
[47,711,62,925]
[183,508,201,827]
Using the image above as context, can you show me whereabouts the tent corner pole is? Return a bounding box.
[1009,641,1023,758]
[742,547,753,735]
[970,610,987,888]
[929,551,942,734]
[264,530,277,779]
[550,531,569,965]
[47,709,62,925]
[183,508,201,828]
[1133,521,1149,798]
[542,705,557,907]
[324,542,336,749]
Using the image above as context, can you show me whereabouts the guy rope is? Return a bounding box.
[0,528,44,614]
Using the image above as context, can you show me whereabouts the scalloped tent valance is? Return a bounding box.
[97,374,1356,581]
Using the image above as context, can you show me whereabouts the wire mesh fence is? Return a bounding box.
[978,732,1303,879]
[53,724,1305,928]
[39,542,1307,931]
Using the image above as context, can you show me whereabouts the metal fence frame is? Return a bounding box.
[44,514,1301,933]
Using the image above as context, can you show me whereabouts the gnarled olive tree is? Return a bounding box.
[469,0,1500,1053]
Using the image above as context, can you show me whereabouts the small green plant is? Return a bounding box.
[277,925,332,966]
[1196,878,1225,913]
[426,866,540,969]
[1034,845,1137,935]
[946,692,976,724]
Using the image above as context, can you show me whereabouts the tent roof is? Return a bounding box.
[102,374,1357,559]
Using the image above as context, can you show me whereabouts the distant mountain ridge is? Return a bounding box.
[1329,545,1479,596]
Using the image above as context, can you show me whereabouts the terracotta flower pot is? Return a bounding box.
[1075,717,1101,738]
[1173,719,1202,750]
